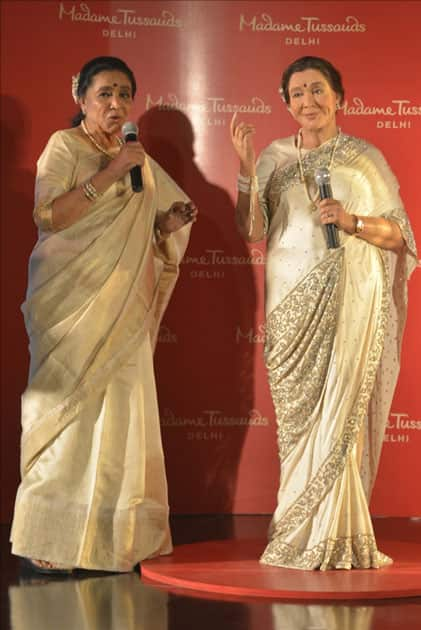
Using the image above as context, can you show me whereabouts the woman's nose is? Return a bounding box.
[110,93,120,109]
[303,90,315,106]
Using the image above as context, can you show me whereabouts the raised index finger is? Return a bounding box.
[230,111,238,137]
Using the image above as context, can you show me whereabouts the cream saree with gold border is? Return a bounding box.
[10,129,191,571]
[257,133,417,570]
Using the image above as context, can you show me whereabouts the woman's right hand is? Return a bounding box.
[230,112,256,176]
[107,141,146,180]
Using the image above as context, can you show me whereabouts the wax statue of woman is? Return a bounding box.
[230,56,417,570]
[10,56,197,573]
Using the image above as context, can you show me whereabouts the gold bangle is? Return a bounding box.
[237,173,258,194]
[82,179,101,201]
[82,183,95,201]
[355,216,365,233]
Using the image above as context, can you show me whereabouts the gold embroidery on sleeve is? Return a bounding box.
[33,202,53,232]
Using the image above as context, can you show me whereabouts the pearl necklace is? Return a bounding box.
[297,128,341,211]
[81,120,123,158]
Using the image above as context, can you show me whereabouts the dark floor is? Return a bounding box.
[1,516,421,630]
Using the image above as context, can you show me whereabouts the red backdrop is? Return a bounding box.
[1,0,420,523]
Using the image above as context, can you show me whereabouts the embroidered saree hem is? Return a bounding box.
[260,534,392,571]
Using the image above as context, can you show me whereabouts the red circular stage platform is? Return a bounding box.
[141,529,421,600]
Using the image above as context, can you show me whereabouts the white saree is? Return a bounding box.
[256,133,417,570]
[10,128,191,571]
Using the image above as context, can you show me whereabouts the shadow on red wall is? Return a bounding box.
[0,95,37,523]
[139,107,257,516]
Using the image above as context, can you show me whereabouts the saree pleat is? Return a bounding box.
[257,133,417,570]
[11,128,191,571]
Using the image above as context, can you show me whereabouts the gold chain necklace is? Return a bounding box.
[81,120,123,158]
[297,128,341,211]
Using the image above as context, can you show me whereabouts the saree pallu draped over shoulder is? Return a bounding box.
[257,133,417,570]
[11,129,191,571]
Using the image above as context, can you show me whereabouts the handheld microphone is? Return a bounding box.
[314,167,339,249]
[121,122,143,192]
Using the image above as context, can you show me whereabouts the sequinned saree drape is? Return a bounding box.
[10,129,191,571]
[256,133,417,570]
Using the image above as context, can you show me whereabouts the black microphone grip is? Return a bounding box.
[319,183,331,200]
[124,131,143,193]
[326,222,339,249]
[316,174,339,249]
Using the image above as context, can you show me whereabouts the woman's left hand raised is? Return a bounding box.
[158,201,198,235]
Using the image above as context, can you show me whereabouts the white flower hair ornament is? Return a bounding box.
[278,85,287,104]
[72,73,80,104]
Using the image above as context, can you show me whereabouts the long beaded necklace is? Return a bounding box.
[81,119,123,158]
[297,128,341,211]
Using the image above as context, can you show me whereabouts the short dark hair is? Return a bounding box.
[71,56,137,127]
[280,56,345,106]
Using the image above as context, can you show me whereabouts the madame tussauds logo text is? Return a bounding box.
[145,94,271,116]
[161,408,269,428]
[387,412,421,431]
[58,2,182,28]
[384,412,421,444]
[343,98,421,117]
[236,323,265,344]
[157,326,177,344]
[182,248,265,279]
[239,14,366,33]
[343,97,421,129]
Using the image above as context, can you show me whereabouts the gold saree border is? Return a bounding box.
[267,134,368,217]
[385,207,418,277]
[260,532,392,571]
[265,248,344,461]
[263,247,390,543]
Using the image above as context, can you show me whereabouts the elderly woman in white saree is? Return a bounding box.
[231,56,417,570]
[10,57,197,573]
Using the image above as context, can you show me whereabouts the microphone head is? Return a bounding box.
[314,167,331,186]
[122,121,138,139]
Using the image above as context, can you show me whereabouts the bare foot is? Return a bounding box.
[31,559,56,569]
[25,558,73,573]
